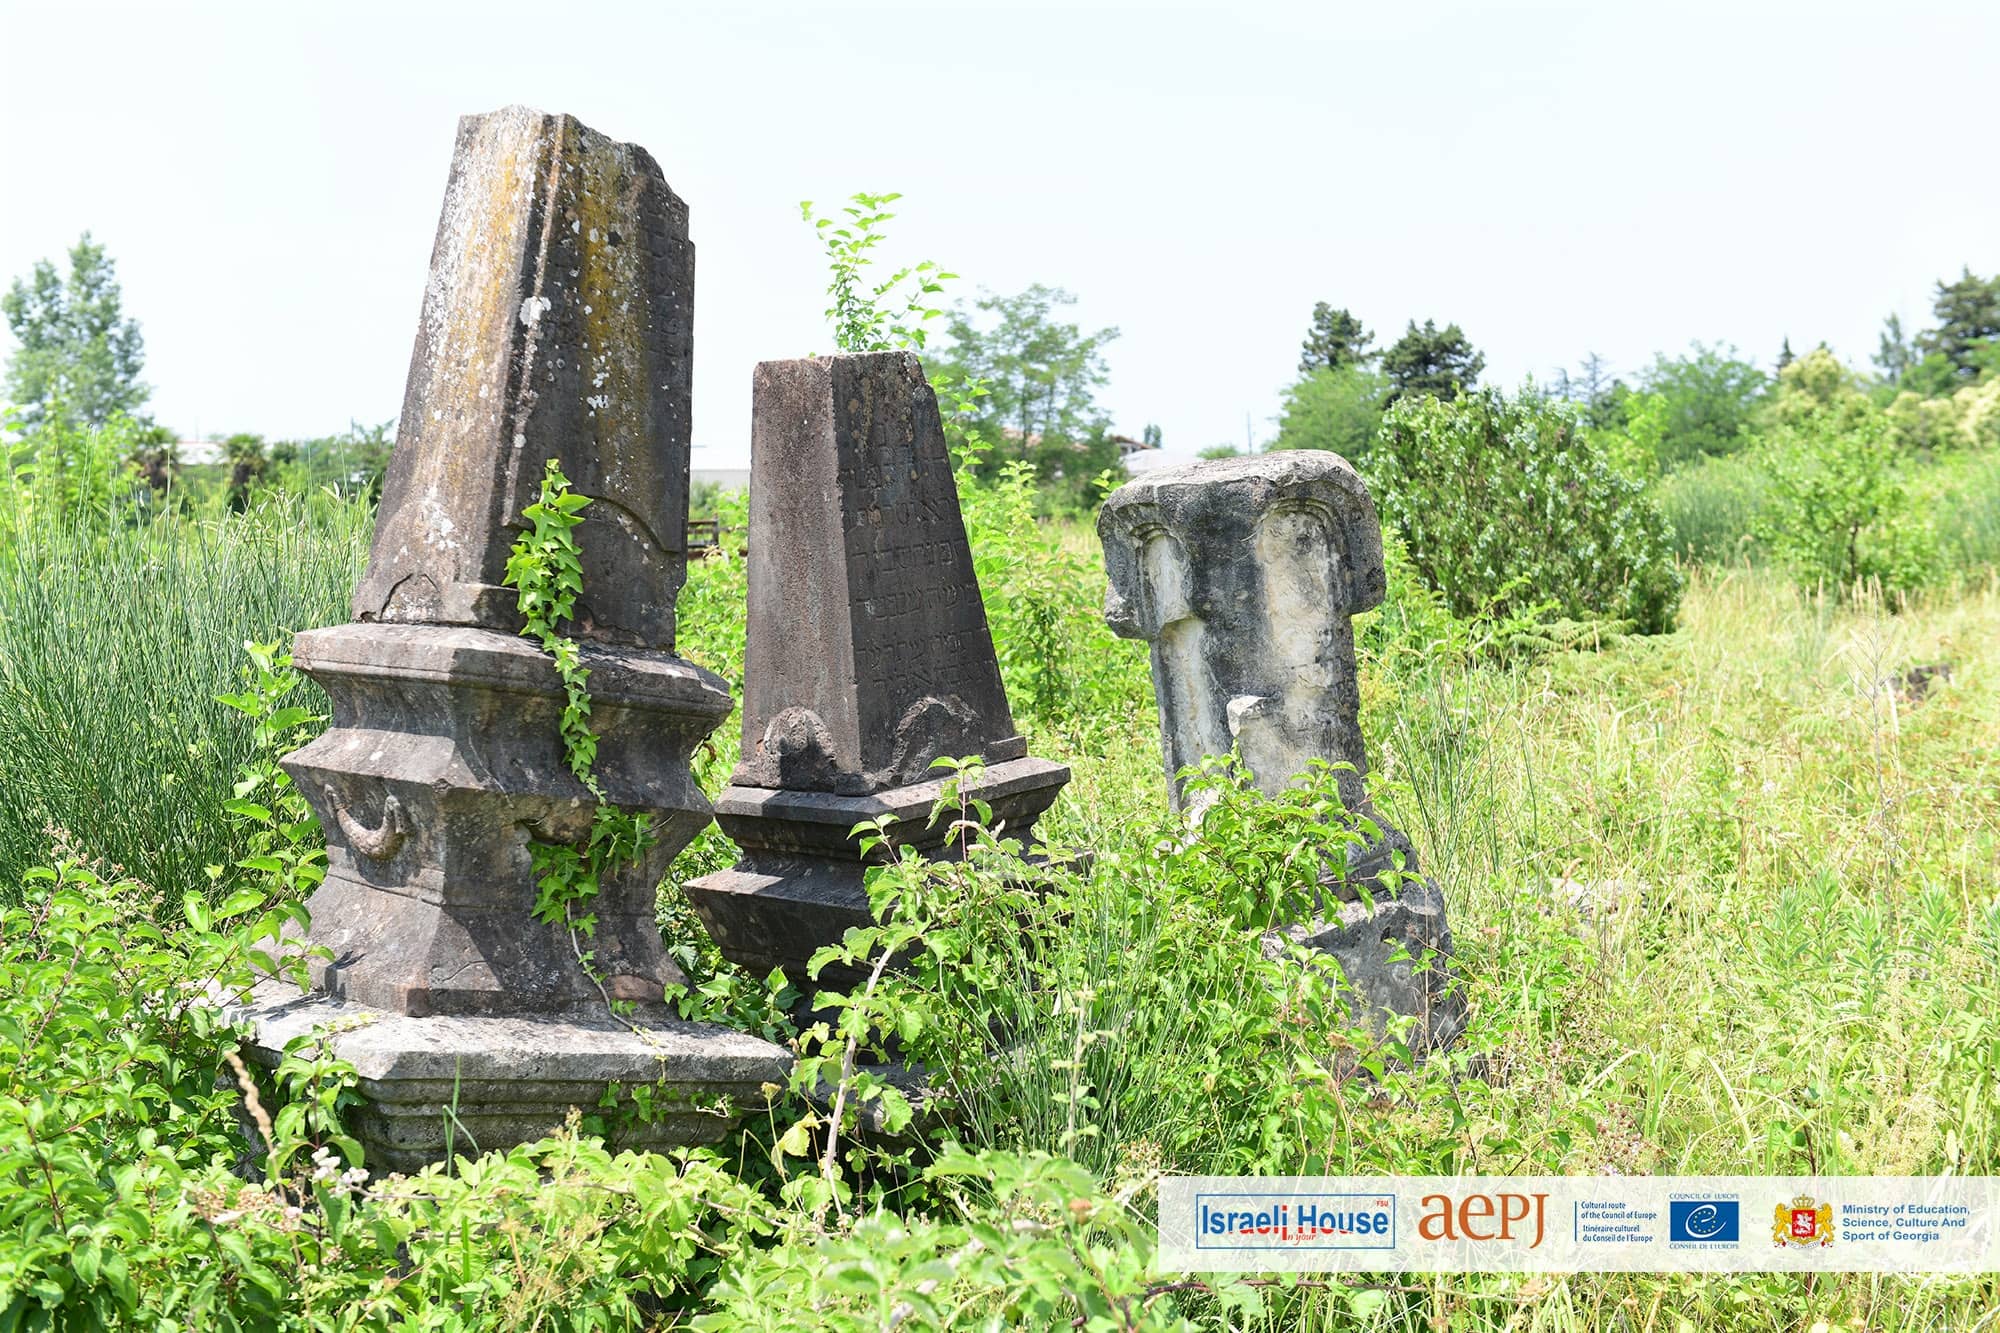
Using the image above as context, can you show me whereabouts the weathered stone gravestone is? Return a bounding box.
[234,107,787,1172]
[1098,452,1463,1048]
[684,352,1071,988]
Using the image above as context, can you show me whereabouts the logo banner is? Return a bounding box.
[1157,1176,2000,1273]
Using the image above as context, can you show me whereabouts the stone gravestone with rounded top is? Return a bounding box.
[232,107,787,1172]
[684,352,1072,990]
[1098,452,1463,1050]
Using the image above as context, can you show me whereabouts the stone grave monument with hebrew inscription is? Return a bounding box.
[232,106,788,1172]
[683,352,1072,990]
[1098,451,1463,1048]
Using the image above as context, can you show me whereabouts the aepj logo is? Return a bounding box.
[1669,1200,1741,1244]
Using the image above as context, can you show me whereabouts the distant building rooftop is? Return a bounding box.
[692,466,749,492]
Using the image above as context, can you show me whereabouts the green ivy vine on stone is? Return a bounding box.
[503,459,653,993]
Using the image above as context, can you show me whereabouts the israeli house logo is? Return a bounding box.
[1195,1193,1395,1250]
[1668,1198,1740,1245]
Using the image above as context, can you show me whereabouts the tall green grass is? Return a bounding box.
[0,493,369,900]
[1931,449,2000,574]
[1661,442,2000,589]
[1656,450,1769,565]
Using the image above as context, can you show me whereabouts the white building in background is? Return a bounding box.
[691,466,750,492]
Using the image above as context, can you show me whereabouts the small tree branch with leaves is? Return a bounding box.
[800,192,954,353]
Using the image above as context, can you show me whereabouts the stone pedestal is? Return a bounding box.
[1099,453,1462,1048]
[283,622,730,1016]
[238,106,789,1166]
[229,983,787,1174]
[685,353,1070,987]
[693,757,1069,990]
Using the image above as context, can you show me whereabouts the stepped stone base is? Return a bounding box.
[684,755,1071,991]
[228,982,791,1174]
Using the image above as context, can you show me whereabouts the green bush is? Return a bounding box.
[0,856,784,1329]
[1367,387,1685,634]
[941,382,1152,744]
[1754,400,1937,598]
[848,759,1471,1185]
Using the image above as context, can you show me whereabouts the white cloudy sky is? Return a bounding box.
[1,1,1994,465]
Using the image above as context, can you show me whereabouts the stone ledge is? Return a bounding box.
[716,754,1070,827]
[228,982,791,1173]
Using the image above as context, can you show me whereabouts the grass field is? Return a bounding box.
[1054,566,2000,1328]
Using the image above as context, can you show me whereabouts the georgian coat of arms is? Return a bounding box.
[1773,1196,1835,1247]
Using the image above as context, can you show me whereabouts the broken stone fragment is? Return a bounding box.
[1099,452,1462,1051]
[351,104,695,651]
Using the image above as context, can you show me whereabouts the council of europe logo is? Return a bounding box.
[1669,1200,1741,1244]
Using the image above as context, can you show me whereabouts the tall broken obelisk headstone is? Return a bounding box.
[1098,452,1462,1048]
[684,352,1071,988]
[234,107,787,1171]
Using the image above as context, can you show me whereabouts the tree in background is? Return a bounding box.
[1269,364,1389,462]
[1770,344,1865,428]
[1874,314,1916,384]
[1380,319,1483,403]
[1141,423,1162,449]
[1914,267,2000,384]
[129,422,181,492]
[1297,303,1375,375]
[222,433,269,512]
[1552,352,1628,430]
[2,233,148,434]
[1638,342,1768,467]
[931,285,1119,507]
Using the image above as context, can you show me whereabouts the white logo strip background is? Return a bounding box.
[1158,1176,2000,1273]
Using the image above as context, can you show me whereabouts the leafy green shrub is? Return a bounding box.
[0,493,368,902]
[1754,401,1937,597]
[0,412,163,526]
[694,1148,1201,1332]
[795,757,1475,1191]
[0,856,780,1329]
[800,191,952,354]
[1367,387,1685,634]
